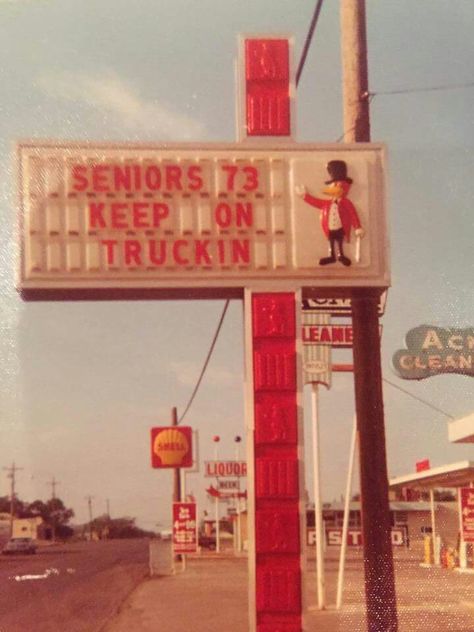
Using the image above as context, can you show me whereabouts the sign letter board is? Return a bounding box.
[18,142,388,300]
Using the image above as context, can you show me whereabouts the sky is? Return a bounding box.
[0,0,473,530]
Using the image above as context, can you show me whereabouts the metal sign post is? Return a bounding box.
[336,414,357,609]
[303,311,331,611]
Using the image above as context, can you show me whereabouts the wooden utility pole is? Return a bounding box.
[47,476,59,542]
[47,476,59,499]
[171,407,181,503]
[340,1,398,630]
[3,462,23,538]
[86,495,94,540]
[171,407,182,563]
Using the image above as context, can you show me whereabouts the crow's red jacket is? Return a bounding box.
[303,193,361,242]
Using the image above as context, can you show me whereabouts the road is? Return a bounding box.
[0,539,150,632]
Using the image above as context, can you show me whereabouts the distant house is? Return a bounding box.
[12,516,43,540]
[0,514,44,542]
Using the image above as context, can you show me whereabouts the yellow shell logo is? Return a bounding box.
[153,428,189,466]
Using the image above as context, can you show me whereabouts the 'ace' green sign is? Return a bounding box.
[392,325,474,380]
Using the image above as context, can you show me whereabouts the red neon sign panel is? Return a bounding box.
[245,39,291,136]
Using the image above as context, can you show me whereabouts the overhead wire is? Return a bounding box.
[178,299,230,424]
[369,81,474,97]
[296,0,325,88]
[382,377,455,420]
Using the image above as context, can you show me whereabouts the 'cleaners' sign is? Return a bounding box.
[18,141,388,299]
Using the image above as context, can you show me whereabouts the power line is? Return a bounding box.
[336,81,473,141]
[368,81,474,97]
[178,299,230,424]
[382,377,455,420]
[296,0,325,87]
[173,300,456,424]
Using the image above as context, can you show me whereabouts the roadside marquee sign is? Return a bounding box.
[18,142,388,299]
[16,34,394,632]
[392,325,474,380]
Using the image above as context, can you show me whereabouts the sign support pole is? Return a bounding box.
[245,289,305,632]
[429,489,439,565]
[336,414,357,609]
[235,441,242,554]
[458,489,467,569]
[171,407,181,503]
[310,383,325,609]
[180,474,187,571]
[214,441,220,554]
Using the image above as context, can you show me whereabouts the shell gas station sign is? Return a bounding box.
[18,141,388,299]
[150,426,193,468]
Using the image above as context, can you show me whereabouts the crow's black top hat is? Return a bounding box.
[325,160,353,184]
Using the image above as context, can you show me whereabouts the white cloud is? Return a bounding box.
[37,70,206,140]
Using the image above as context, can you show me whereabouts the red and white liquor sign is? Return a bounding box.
[460,488,474,542]
[172,502,197,554]
[204,460,247,478]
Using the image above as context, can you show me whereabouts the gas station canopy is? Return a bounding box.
[390,460,474,490]
[448,412,474,444]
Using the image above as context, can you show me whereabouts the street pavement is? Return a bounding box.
[103,548,474,632]
[0,539,149,632]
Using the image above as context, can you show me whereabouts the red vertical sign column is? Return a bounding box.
[245,38,291,136]
[251,292,302,632]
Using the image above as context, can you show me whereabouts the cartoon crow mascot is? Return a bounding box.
[296,160,364,266]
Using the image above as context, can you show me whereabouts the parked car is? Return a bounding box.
[2,537,37,555]
[198,534,216,550]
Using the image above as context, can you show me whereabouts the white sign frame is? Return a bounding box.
[18,141,389,300]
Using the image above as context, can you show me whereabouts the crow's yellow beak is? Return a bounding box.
[322,181,345,198]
